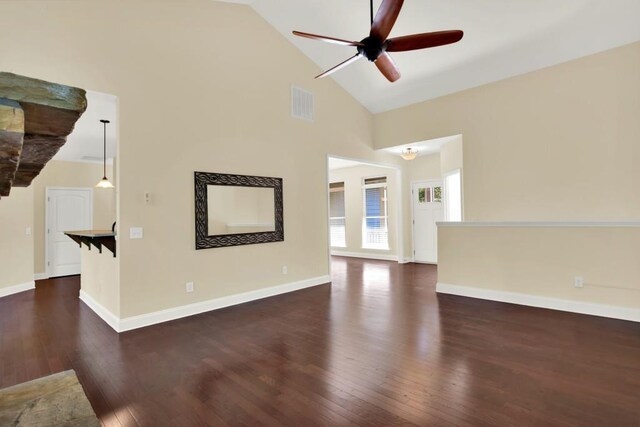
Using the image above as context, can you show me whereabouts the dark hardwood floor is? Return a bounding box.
[1,257,639,426]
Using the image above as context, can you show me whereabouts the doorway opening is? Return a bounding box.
[40,90,118,279]
[379,134,463,265]
[326,156,403,266]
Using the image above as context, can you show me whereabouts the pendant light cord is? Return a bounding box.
[100,119,110,179]
[103,121,107,178]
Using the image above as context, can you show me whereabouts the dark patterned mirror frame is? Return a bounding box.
[194,171,284,249]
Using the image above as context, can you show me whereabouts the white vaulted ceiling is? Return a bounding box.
[217,0,640,113]
[54,91,117,164]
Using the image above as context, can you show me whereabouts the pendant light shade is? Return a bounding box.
[96,119,114,189]
[96,177,114,189]
[401,147,419,161]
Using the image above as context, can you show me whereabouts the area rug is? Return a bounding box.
[0,370,100,426]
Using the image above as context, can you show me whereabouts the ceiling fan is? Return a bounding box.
[292,0,463,82]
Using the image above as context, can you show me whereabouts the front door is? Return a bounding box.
[46,188,92,278]
[412,180,443,263]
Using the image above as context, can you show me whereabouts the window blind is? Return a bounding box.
[362,177,389,249]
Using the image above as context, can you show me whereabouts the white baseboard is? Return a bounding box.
[80,275,331,333]
[34,272,49,281]
[0,281,36,299]
[413,260,438,265]
[79,290,121,332]
[331,251,398,262]
[436,282,640,323]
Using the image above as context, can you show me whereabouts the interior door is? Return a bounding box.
[47,188,92,278]
[412,180,444,263]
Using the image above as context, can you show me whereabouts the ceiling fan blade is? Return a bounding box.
[316,54,362,79]
[386,30,464,52]
[370,0,404,41]
[293,31,364,47]
[375,52,400,82]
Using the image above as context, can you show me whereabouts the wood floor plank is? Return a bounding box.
[0,258,639,426]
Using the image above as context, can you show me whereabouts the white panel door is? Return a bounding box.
[47,188,92,278]
[412,180,444,264]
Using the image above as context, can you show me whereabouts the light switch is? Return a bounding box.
[25,227,32,236]
[129,227,144,239]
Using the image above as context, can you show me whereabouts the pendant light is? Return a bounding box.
[401,147,419,161]
[96,119,114,189]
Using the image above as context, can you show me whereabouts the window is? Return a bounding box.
[444,170,462,221]
[329,182,346,247]
[433,186,442,203]
[417,185,442,204]
[362,177,389,250]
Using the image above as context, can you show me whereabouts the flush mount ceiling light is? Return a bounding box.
[96,119,114,189]
[401,147,419,160]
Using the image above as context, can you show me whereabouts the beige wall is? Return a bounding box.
[32,160,116,275]
[438,225,640,317]
[329,164,399,258]
[375,42,640,222]
[3,1,637,322]
[404,154,442,183]
[440,137,463,177]
[401,154,441,259]
[81,247,120,316]
[0,0,402,317]
[0,187,34,290]
[376,42,640,317]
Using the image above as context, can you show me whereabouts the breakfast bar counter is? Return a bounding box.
[65,230,117,257]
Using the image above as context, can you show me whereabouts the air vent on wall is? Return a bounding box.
[291,86,314,121]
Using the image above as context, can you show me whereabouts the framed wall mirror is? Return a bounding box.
[194,172,284,249]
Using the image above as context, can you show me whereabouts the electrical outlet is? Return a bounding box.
[186,282,194,293]
[574,276,584,288]
[282,265,288,275]
[25,227,31,236]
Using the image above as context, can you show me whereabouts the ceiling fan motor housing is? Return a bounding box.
[358,36,385,61]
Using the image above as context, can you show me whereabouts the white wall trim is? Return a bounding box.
[118,275,330,332]
[80,275,331,333]
[0,281,36,299]
[34,273,49,281]
[330,250,398,262]
[79,290,121,332]
[436,221,640,228]
[436,282,640,323]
